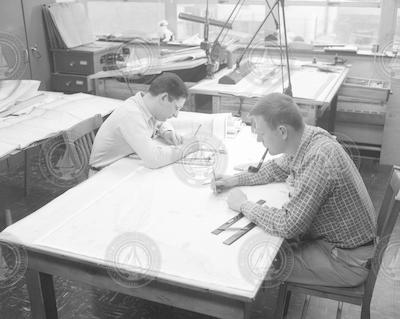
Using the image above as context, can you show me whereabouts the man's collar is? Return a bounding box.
[132,92,155,123]
[291,125,313,167]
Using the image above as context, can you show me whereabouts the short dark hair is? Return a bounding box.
[250,93,304,131]
[148,72,188,100]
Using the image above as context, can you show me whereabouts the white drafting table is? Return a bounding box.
[0,127,289,319]
[189,62,349,131]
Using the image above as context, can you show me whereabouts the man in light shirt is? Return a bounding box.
[89,73,192,172]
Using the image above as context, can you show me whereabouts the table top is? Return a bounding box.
[189,61,349,105]
[1,126,289,302]
[0,93,122,160]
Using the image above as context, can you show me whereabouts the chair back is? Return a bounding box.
[62,114,103,177]
[363,166,400,308]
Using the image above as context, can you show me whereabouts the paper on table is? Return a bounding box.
[0,93,120,151]
[0,80,41,113]
[0,141,18,160]
[167,112,233,140]
[31,160,289,296]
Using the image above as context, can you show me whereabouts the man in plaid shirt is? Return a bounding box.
[215,93,376,287]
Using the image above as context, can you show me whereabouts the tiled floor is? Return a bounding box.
[0,152,399,319]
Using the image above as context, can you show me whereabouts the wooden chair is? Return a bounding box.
[60,114,103,181]
[0,209,13,269]
[274,165,400,319]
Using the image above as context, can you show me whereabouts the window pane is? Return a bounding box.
[286,5,380,47]
[87,1,165,37]
[177,3,268,42]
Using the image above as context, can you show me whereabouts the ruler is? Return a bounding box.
[222,199,266,245]
[211,199,265,239]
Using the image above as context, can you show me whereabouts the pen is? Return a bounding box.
[212,168,217,193]
[194,124,202,137]
[248,148,269,173]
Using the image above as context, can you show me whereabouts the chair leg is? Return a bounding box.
[300,295,311,319]
[5,209,13,226]
[24,149,32,196]
[284,291,291,317]
[360,302,370,319]
[336,301,343,319]
[274,282,289,319]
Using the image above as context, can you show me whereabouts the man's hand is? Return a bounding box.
[163,130,183,145]
[227,188,248,212]
[212,174,239,193]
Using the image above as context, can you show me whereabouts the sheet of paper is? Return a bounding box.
[0,80,41,113]
[47,3,95,48]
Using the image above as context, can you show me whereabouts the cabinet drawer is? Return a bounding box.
[51,41,122,75]
[51,73,93,93]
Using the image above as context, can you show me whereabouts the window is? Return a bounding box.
[285,5,380,47]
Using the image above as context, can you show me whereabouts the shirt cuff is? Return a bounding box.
[240,200,258,219]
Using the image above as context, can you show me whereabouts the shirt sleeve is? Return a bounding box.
[236,154,292,186]
[239,153,332,239]
[157,121,174,138]
[118,116,181,169]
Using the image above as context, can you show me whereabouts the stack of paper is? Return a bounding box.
[42,2,95,49]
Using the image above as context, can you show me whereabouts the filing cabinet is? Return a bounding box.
[51,41,122,93]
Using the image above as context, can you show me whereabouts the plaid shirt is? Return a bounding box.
[238,125,376,249]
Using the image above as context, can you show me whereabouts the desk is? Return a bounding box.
[1,127,289,319]
[0,92,122,194]
[189,63,349,132]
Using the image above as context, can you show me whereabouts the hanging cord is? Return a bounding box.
[280,0,292,96]
[235,0,280,68]
[214,0,246,46]
[277,3,285,92]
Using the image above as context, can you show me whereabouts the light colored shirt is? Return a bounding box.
[237,125,376,249]
[89,92,181,169]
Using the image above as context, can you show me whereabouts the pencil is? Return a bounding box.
[194,124,202,136]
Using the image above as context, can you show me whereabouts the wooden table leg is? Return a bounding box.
[24,149,32,197]
[244,301,253,319]
[328,94,338,133]
[25,269,58,319]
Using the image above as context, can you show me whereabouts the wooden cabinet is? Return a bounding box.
[0,0,53,90]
